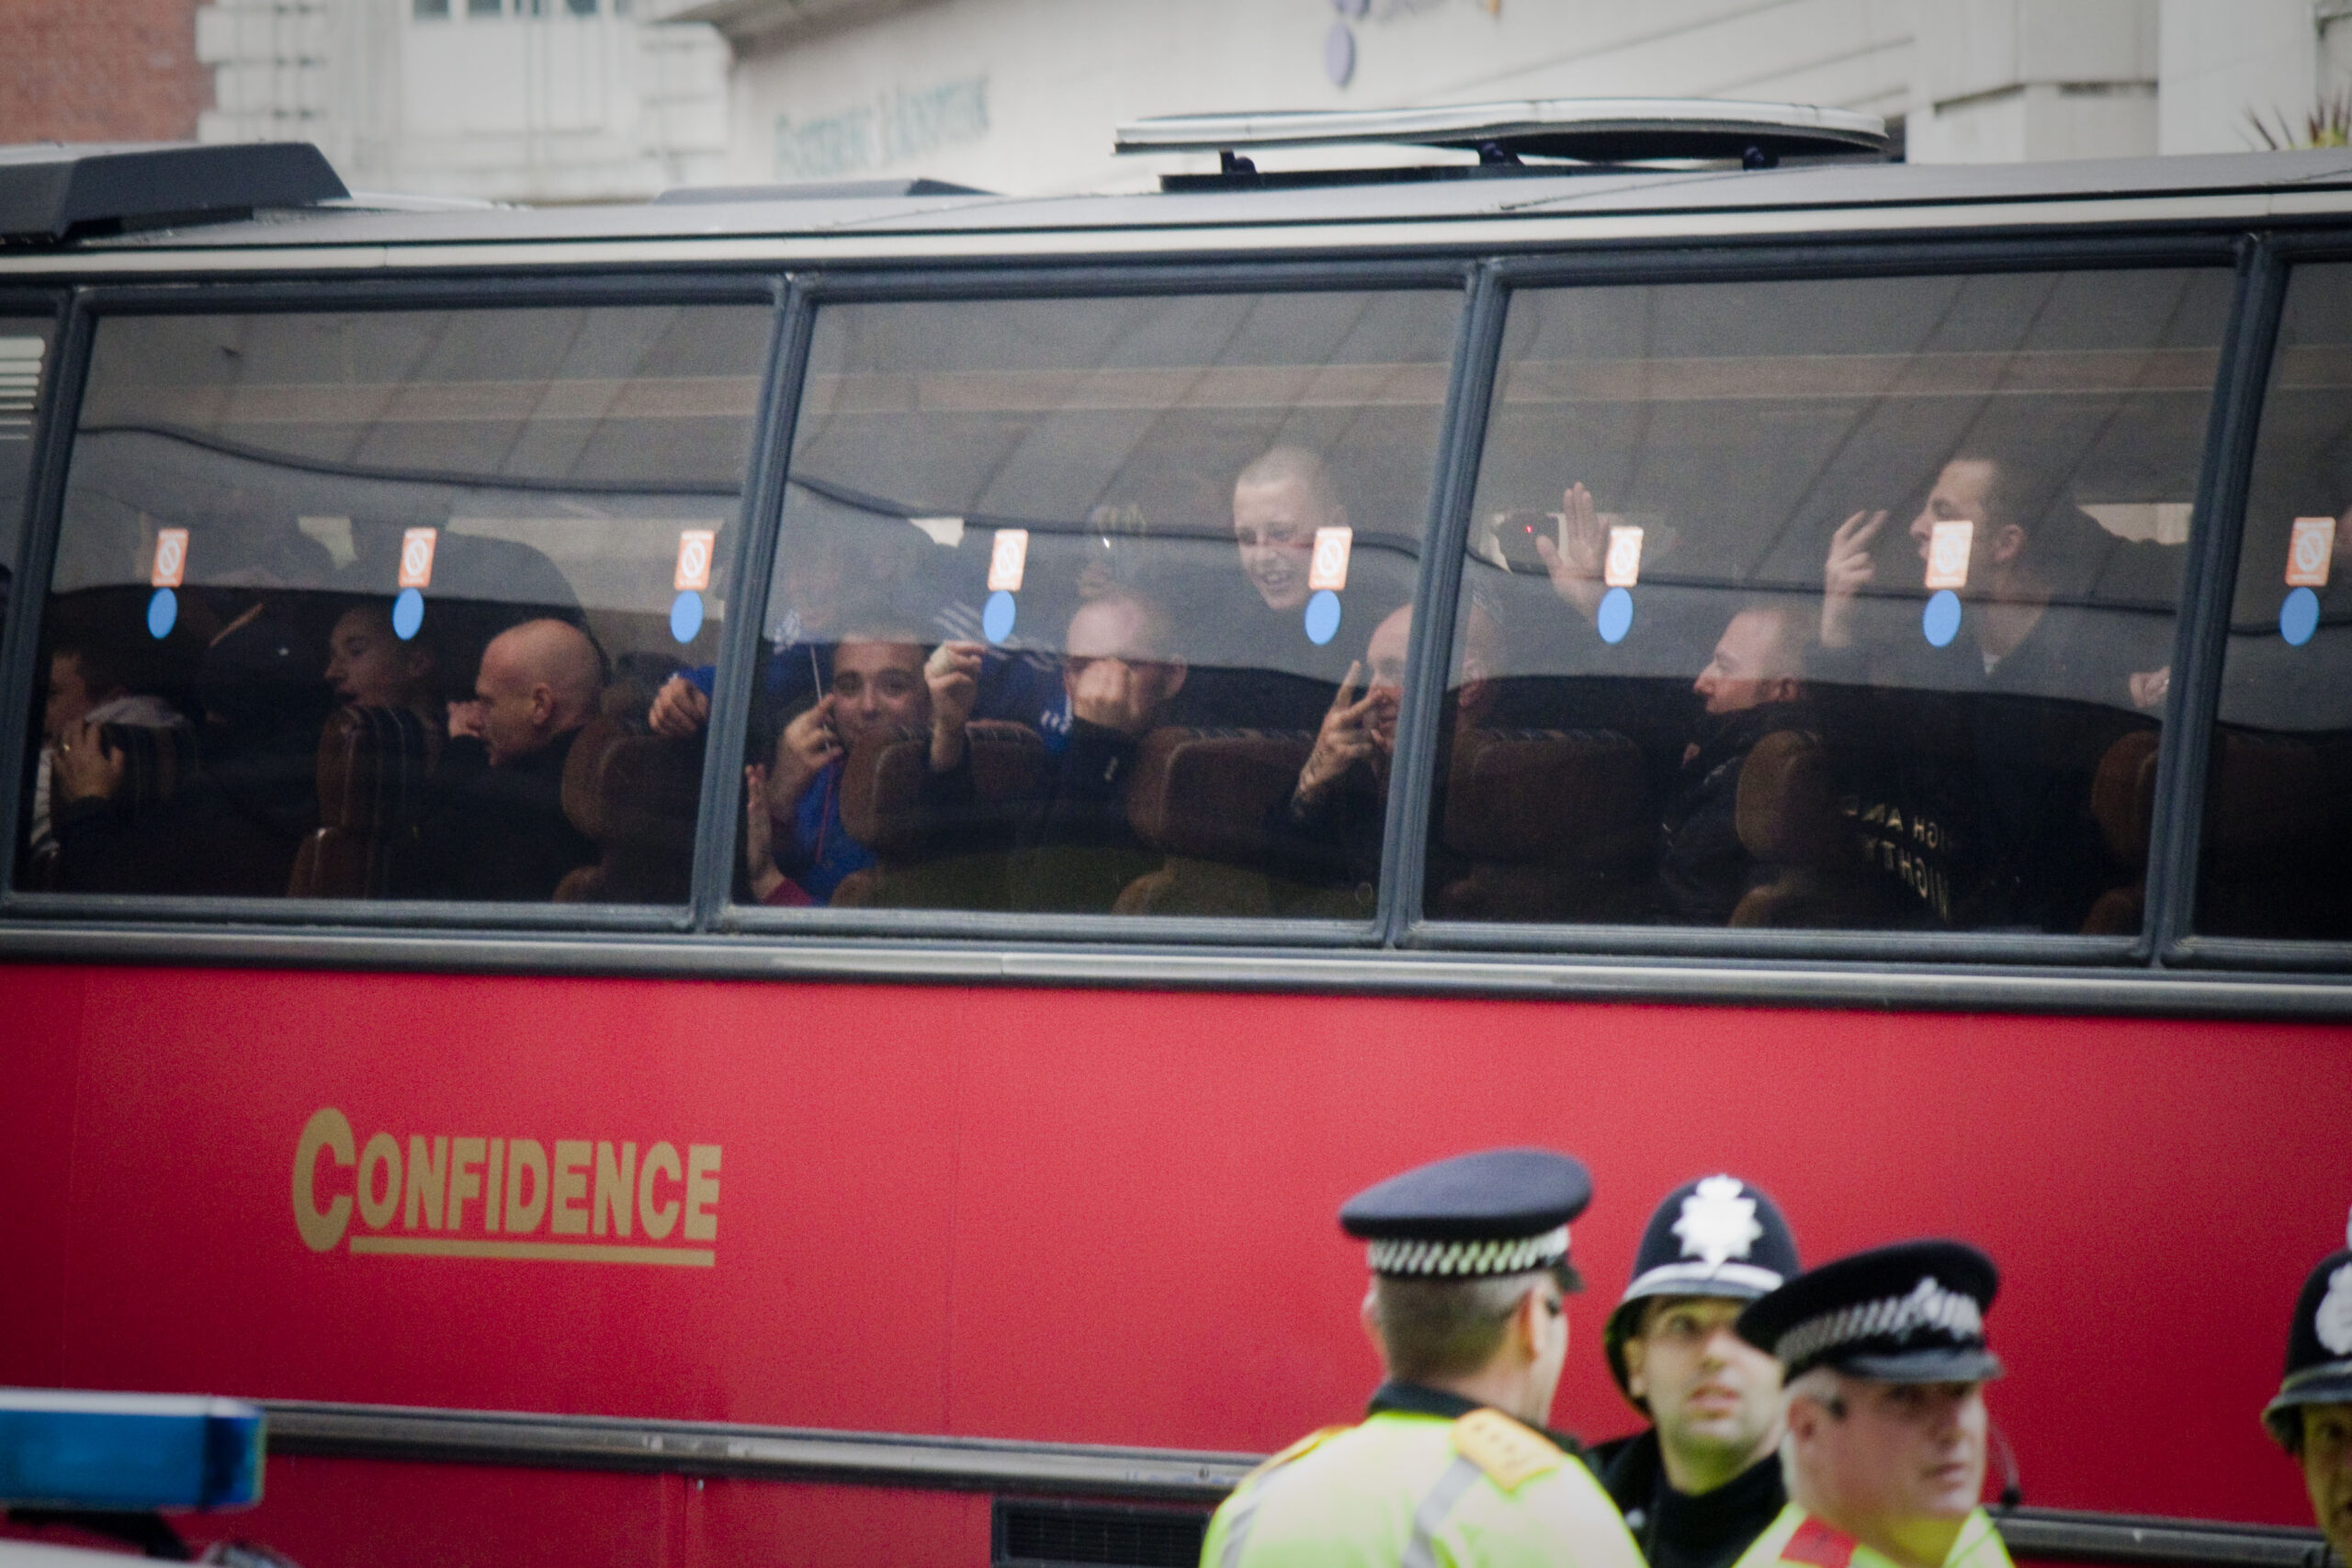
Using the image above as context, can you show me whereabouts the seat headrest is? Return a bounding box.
[1733,728,1849,866]
[561,715,703,850]
[1125,728,1315,862]
[838,720,1044,851]
[314,705,434,832]
[1442,728,1645,864]
[2089,728,2160,869]
[101,721,198,816]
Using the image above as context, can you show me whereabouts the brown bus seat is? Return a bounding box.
[2082,728,2160,935]
[831,719,1043,908]
[1730,728,1880,928]
[1430,727,1649,922]
[554,711,703,904]
[288,705,435,899]
[1116,727,1317,916]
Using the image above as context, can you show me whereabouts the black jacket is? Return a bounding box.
[413,728,596,902]
[1589,1428,1785,1568]
[1657,702,1811,926]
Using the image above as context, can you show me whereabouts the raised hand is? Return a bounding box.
[1534,482,1607,619]
[649,675,712,739]
[1821,508,1888,649]
[1295,661,1381,807]
[51,718,126,805]
[1069,656,1161,738]
[773,694,842,812]
[925,640,985,771]
[741,761,786,903]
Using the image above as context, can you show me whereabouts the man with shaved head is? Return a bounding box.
[416,616,604,901]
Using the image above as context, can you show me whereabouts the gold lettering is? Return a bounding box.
[484,1139,505,1233]
[504,1138,548,1234]
[593,1141,638,1238]
[684,1145,721,1243]
[551,1140,592,1235]
[448,1137,487,1233]
[638,1143,683,1240]
[404,1135,449,1230]
[357,1133,401,1230]
[292,1108,355,1253]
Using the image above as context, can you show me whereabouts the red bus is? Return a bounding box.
[1,112,2348,1567]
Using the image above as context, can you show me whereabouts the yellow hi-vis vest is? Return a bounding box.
[1727,1504,2016,1568]
[1198,1408,1645,1568]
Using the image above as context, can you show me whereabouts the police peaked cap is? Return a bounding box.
[1736,1239,2001,1382]
[1604,1175,1800,1406]
[2263,1238,2352,1450]
[1340,1148,1592,1289]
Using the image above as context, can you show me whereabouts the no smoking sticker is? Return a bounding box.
[398,527,438,590]
[988,528,1029,593]
[1603,525,1644,588]
[2289,516,2335,589]
[675,529,716,592]
[1925,520,1973,591]
[1308,526,1352,592]
[151,528,187,589]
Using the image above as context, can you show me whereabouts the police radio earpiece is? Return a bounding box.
[1989,1418,2023,1512]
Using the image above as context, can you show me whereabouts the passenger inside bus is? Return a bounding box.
[411,618,603,904]
[741,627,938,907]
[325,601,447,739]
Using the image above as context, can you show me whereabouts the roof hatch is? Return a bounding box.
[1116,98,1890,189]
[0,141,349,244]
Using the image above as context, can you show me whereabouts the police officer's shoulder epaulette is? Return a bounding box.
[1450,1408,1563,1493]
[1237,1425,1351,1490]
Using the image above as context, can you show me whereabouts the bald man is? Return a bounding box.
[416,617,604,901]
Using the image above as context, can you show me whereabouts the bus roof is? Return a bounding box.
[8,147,2352,269]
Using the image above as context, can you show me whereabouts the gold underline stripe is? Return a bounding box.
[349,1236,715,1267]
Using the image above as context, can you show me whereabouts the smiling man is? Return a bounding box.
[1729,1242,2011,1568]
[1593,1177,1802,1568]
[2262,1223,2352,1565]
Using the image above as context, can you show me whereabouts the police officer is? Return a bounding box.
[2262,1214,2352,1564]
[1592,1176,1802,1568]
[1199,1148,1645,1568]
[1727,1241,2013,1568]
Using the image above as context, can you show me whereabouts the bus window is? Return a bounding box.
[1432,268,2230,935]
[1,319,54,637]
[729,290,1461,918]
[20,303,771,904]
[2203,262,2352,941]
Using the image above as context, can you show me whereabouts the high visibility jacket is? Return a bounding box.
[1726,1504,2015,1568]
[1198,1408,1645,1568]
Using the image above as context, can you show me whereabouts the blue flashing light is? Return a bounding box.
[0,1390,264,1512]
[1596,587,1633,645]
[2282,586,2321,647]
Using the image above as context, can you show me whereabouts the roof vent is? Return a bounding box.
[1116,98,1888,189]
[0,141,348,244]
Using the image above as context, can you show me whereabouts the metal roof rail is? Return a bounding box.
[1115,98,1890,189]
[654,178,991,203]
[0,141,348,245]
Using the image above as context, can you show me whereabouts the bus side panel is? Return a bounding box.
[7,962,2348,1540]
[0,965,86,1392]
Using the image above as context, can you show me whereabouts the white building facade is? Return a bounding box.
[187,0,2352,204]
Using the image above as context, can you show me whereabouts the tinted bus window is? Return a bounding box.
[2203,262,2352,941]
[1,320,53,632]
[1433,269,2229,934]
[722,290,1461,917]
[20,304,770,904]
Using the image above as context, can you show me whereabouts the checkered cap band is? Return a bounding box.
[1775,1275,1984,1370]
[1367,1224,1570,1278]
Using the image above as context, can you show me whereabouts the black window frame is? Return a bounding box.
[0,272,792,933]
[0,224,2345,986]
